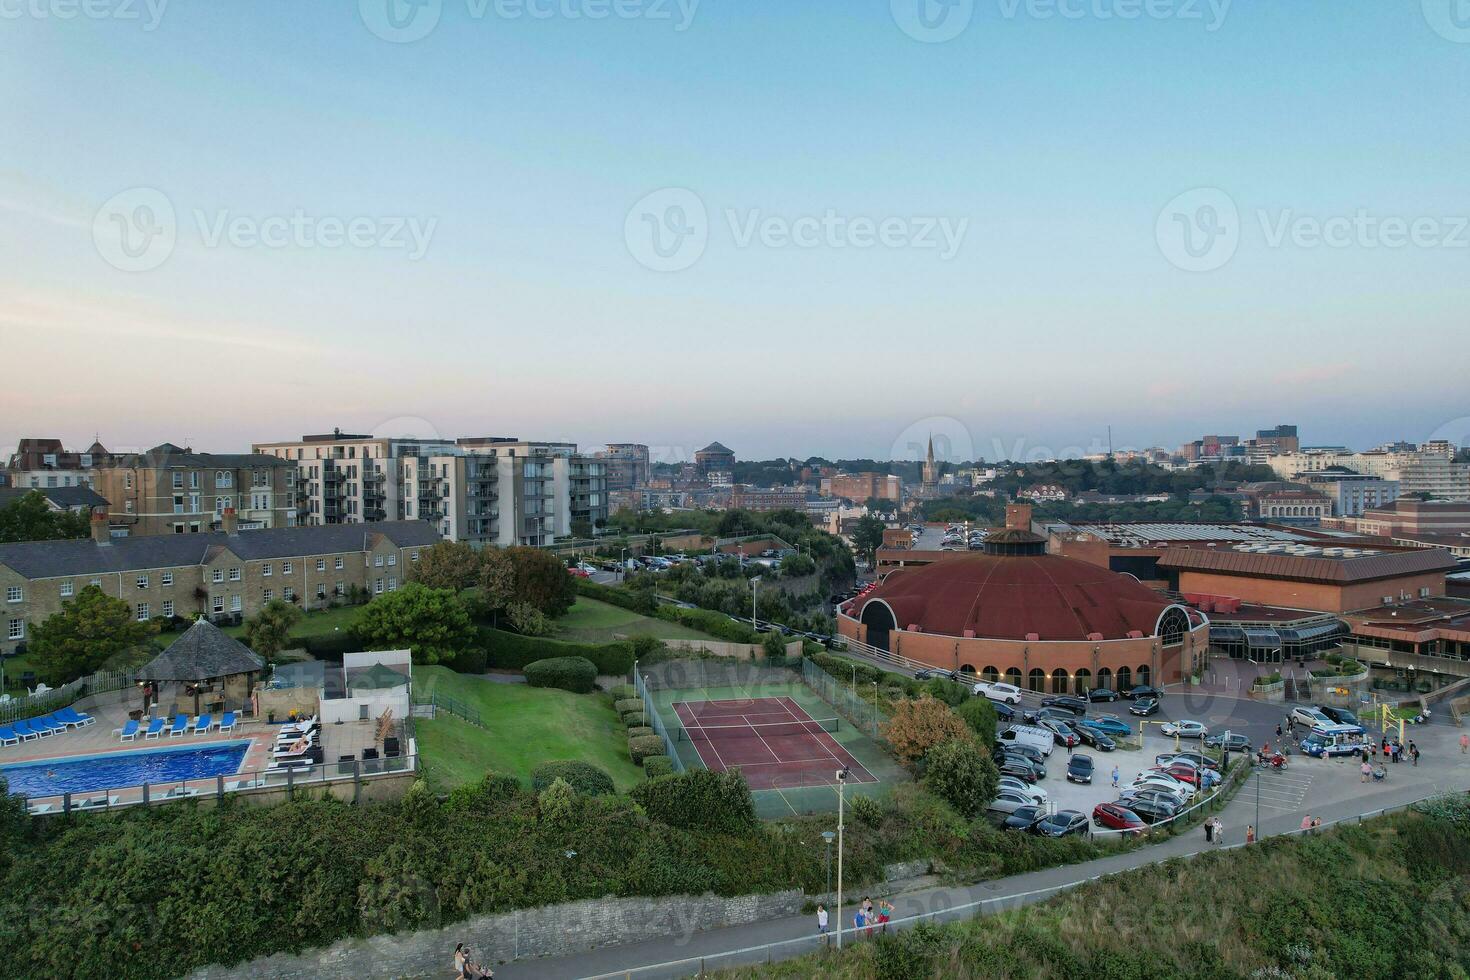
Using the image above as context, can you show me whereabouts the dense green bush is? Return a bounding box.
[614,698,644,716]
[643,755,674,778]
[629,768,758,834]
[956,696,999,751]
[849,793,884,828]
[628,734,665,764]
[627,726,654,739]
[923,676,969,707]
[610,683,636,700]
[530,761,616,796]
[621,711,646,728]
[924,738,999,818]
[487,629,634,675]
[301,631,362,660]
[574,577,659,615]
[523,656,598,693]
[653,605,761,644]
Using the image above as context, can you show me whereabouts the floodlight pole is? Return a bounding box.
[835,768,847,950]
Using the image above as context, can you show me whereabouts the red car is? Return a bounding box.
[568,567,591,578]
[1091,802,1145,835]
[1161,763,1202,787]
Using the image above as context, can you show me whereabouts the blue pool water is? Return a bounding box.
[0,740,250,798]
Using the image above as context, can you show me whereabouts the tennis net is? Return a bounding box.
[677,717,840,742]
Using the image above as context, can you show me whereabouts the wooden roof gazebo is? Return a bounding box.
[136,619,267,717]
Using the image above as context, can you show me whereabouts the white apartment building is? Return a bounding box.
[1270,447,1469,500]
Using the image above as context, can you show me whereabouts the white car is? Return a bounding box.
[1291,706,1332,729]
[1161,719,1208,739]
[1131,774,1195,803]
[998,777,1047,804]
[973,681,1023,705]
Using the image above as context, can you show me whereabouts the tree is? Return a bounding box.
[28,585,154,684]
[506,546,576,617]
[0,492,90,543]
[353,583,472,665]
[242,599,304,658]
[881,695,972,764]
[478,547,517,614]
[955,696,999,752]
[406,540,483,593]
[850,515,885,560]
[569,518,593,540]
[924,737,999,818]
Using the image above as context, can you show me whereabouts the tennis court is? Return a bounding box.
[636,660,904,817]
[672,696,876,789]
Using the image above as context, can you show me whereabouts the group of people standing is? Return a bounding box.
[816,897,893,942]
[452,942,492,978]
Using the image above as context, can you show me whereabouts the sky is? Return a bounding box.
[2,0,1468,464]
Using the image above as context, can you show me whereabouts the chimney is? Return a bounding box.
[91,512,111,545]
[1005,502,1033,532]
[222,507,238,535]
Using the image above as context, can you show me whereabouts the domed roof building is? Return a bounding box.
[838,511,1208,694]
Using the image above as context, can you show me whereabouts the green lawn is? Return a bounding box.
[413,664,645,792]
[555,597,717,643]
[215,604,362,642]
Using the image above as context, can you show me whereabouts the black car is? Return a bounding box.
[914,668,960,682]
[1203,732,1251,752]
[1039,718,1079,747]
[1126,685,1164,701]
[1087,687,1121,702]
[1118,788,1182,815]
[1024,706,1080,725]
[1122,797,1176,825]
[1066,754,1095,784]
[1128,697,1161,717]
[1000,742,1048,766]
[1031,809,1090,838]
[998,757,1041,783]
[1319,705,1359,726]
[1003,804,1047,832]
[1040,695,1089,716]
[1074,724,1117,752]
[990,700,1016,722]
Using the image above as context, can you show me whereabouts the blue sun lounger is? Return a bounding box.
[0,725,20,746]
[114,719,140,741]
[218,711,237,734]
[191,713,213,734]
[167,714,189,737]
[14,719,53,739]
[144,717,167,739]
[56,707,95,728]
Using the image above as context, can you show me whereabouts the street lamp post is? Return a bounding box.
[835,767,849,950]
[751,575,760,628]
[821,830,835,897]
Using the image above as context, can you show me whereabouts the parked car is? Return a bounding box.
[1092,802,1146,834]
[1126,685,1164,700]
[1155,751,1220,772]
[1291,706,1332,729]
[1160,763,1207,788]
[915,668,960,682]
[1039,718,1079,747]
[568,567,591,578]
[1203,732,1251,752]
[998,757,1042,783]
[998,777,1047,804]
[1074,724,1116,752]
[1117,787,1182,814]
[1082,715,1132,738]
[1087,687,1121,702]
[1039,695,1088,716]
[997,725,1056,758]
[1023,706,1081,726]
[1132,774,1195,804]
[1161,719,1208,739]
[1123,796,1178,825]
[1318,705,1359,726]
[1002,804,1048,832]
[986,789,1038,816]
[990,700,1016,722]
[1128,697,1161,717]
[1066,754,1095,784]
[1000,752,1047,781]
[1031,809,1090,838]
[974,681,1023,704]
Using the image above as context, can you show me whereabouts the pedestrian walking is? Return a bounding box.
[1461,733,1468,755]
[1067,738,1074,757]
[862,898,874,939]
[1246,824,1256,844]
[1111,765,1120,788]
[878,898,893,934]
[1214,817,1225,844]
[1300,814,1312,834]
[1312,817,1321,833]
[816,904,829,942]
[1276,723,1283,740]
[1361,760,1372,782]
[1205,819,1215,844]
[1411,744,1420,767]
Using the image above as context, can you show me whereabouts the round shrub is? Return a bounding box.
[643,755,674,778]
[849,793,884,828]
[614,698,644,716]
[629,735,666,764]
[523,656,597,693]
[610,683,636,700]
[622,711,646,728]
[924,737,998,818]
[530,760,615,796]
[627,726,654,739]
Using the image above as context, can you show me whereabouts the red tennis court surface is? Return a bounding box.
[672,696,877,790]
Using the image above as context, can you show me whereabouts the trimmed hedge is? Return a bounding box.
[627,726,654,739]
[629,735,665,764]
[523,656,598,693]
[301,631,362,661]
[653,605,760,644]
[610,684,636,700]
[574,577,658,615]
[622,712,646,728]
[614,698,644,716]
[529,761,615,796]
[643,755,674,778]
[629,768,757,834]
[486,628,634,675]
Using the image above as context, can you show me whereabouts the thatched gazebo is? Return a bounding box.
[137,619,266,717]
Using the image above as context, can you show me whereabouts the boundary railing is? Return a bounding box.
[0,669,136,726]
[635,664,684,771]
[412,691,483,728]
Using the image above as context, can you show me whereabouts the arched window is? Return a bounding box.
[1156,606,1190,647]
[1004,667,1023,686]
[1051,668,1069,694]
[1073,668,1091,696]
[1115,666,1132,692]
[981,665,999,683]
[1027,668,1046,693]
[1136,664,1151,688]
[860,600,897,653]
[1097,667,1113,691]
[958,664,977,676]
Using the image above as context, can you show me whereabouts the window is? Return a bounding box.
[374,556,384,568]
[212,594,224,613]
[173,495,185,515]
[136,603,149,622]
[6,586,22,603]
[374,578,384,594]
[261,564,272,577]
[216,470,233,488]
[162,571,173,586]
[212,568,224,584]
[60,581,73,598]
[334,556,344,570]
[162,600,174,618]
[136,574,148,589]
[411,549,421,561]
[334,582,344,596]
[173,472,184,489]
[190,471,200,489]
[316,558,325,572]
[387,576,397,591]
[1421,587,1432,598]
[215,496,233,515]
[89,578,100,588]
[386,554,396,567]
[125,472,133,490]
[315,583,326,599]
[231,595,242,612]
[7,619,22,641]
[229,567,242,582]
[284,587,295,601]
[126,500,134,514]
[282,561,293,575]
[263,589,273,602]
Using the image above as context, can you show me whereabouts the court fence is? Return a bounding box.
[801,656,885,742]
[635,665,683,772]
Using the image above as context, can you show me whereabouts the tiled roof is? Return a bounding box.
[113,445,293,469]
[0,521,441,580]
[137,619,266,681]
[0,486,109,509]
[1157,546,1456,584]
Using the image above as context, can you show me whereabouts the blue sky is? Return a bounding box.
[2,0,1467,462]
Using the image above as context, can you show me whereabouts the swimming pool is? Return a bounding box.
[0,740,251,798]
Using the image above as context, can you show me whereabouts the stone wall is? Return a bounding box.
[187,888,805,979]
